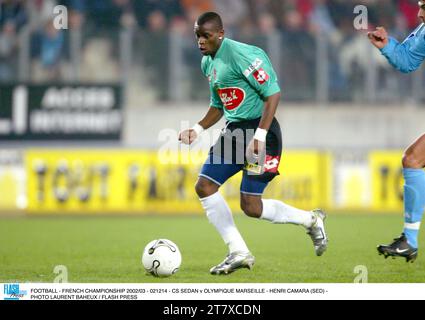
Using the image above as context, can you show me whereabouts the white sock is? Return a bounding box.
[200,192,249,253]
[260,199,315,228]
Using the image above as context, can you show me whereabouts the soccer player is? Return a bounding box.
[178,12,328,275]
[368,1,425,262]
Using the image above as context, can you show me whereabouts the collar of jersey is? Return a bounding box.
[212,38,228,60]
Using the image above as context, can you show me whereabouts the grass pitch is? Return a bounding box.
[0,214,424,283]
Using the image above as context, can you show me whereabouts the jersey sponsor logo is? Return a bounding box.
[243,58,263,77]
[217,87,246,110]
[263,155,280,173]
[253,68,269,85]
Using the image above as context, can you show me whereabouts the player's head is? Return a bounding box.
[194,12,224,56]
[419,1,425,22]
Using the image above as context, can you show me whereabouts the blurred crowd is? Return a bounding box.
[0,0,423,101]
[0,0,418,37]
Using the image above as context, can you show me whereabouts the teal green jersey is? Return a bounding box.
[201,38,281,122]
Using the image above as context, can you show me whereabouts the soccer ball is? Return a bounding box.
[141,239,182,277]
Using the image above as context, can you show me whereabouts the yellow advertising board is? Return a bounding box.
[262,151,332,210]
[0,168,24,211]
[369,151,404,213]
[26,149,332,214]
[0,150,26,212]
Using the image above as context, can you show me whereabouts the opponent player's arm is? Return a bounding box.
[178,107,223,145]
[369,26,425,73]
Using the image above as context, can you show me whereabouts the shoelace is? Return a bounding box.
[391,236,405,246]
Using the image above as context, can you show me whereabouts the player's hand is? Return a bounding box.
[178,129,198,145]
[368,27,389,49]
[246,138,266,165]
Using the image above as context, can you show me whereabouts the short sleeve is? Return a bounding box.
[235,48,280,98]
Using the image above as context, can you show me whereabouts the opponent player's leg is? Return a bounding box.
[378,133,425,262]
[196,154,252,274]
[240,174,328,256]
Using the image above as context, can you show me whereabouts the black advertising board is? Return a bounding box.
[0,84,123,141]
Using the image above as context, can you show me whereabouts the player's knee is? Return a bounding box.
[240,198,262,218]
[195,178,219,198]
[402,151,423,169]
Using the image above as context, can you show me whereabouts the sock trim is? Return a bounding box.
[403,168,425,174]
[404,222,421,230]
